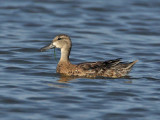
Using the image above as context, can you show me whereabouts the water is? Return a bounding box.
[0,0,160,120]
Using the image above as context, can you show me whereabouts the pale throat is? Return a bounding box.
[60,47,71,62]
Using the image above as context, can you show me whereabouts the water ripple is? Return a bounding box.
[0,0,160,120]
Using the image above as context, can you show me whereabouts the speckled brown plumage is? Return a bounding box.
[40,34,138,78]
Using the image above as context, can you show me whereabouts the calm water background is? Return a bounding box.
[0,0,160,120]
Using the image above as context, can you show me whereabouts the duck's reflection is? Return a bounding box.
[48,75,133,88]
[57,75,81,83]
[47,75,79,88]
[57,75,133,83]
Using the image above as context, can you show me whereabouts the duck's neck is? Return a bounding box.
[59,47,71,63]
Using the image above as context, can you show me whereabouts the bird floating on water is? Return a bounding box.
[40,34,138,78]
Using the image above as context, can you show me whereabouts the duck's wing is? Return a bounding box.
[77,58,122,70]
[76,58,137,77]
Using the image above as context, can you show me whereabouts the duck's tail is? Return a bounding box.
[126,60,138,69]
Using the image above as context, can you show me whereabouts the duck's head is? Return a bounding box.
[40,34,72,52]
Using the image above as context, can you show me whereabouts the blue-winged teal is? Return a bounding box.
[40,34,138,78]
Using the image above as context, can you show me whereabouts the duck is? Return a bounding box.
[40,34,138,78]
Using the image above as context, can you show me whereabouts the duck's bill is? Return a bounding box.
[40,43,55,52]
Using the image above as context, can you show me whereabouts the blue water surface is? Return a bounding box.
[0,0,160,120]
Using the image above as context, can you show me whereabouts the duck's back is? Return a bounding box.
[76,58,138,78]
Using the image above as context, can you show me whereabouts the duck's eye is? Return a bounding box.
[58,38,61,40]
